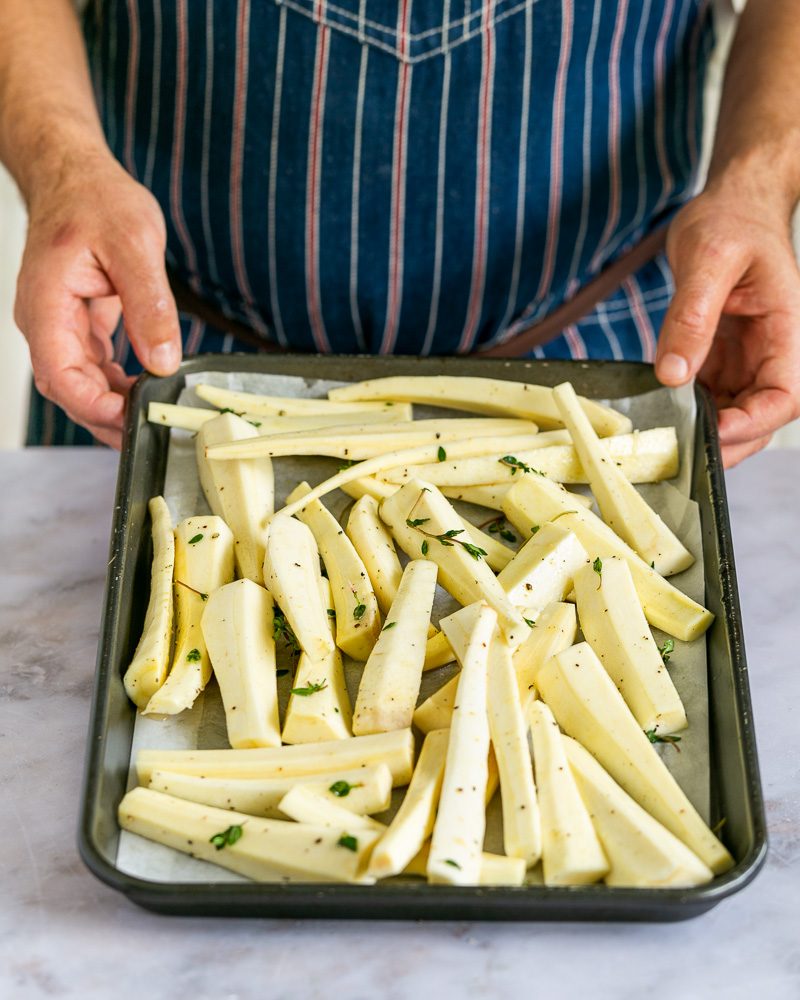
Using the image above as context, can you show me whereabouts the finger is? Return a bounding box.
[103,229,182,376]
[88,295,123,340]
[102,361,136,396]
[717,388,797,445]
[656,240,748,386]
[85,422,124,451]
[721,434,772,469]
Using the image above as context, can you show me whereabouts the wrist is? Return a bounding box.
[706,131,800,225]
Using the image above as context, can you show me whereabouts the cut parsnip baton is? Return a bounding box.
[368,729,450,879]
[512,601,577,713]
[201,580,280,748]
[428,605,496,885]
[423,630,456,672]
[136,729,416,786]
[352,560,438,735]
[563,737,713,888]
[278,786,387,834]
[123,497,175,709]
[282,577,353,744]
[380,428,679,488]
[206,423,543,462]
[195,382,411,420]
[143,516,235,716]
[404,843,526,886]
[380,480,527,648]
[328,375,632,436]
[195,413,274,583]
[459,514,515,573]
[288,482,380,661]
[528,700,609,886]
[262,515,335,661]
[413,674,459,734]
[148,764,393,818]
[148,402,229,432]
[119,787,378,884]
[497,522,589,616]
[536,643,733,874]
[574,558,687,734]
[502,475,714,641]
[340,477,398,504]
[150,401,415,434]
[441,484,594,512]
[553,382,692,576]
[487,637,542,866]
[346,495,404,615]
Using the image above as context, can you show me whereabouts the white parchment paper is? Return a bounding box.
[117,372,709,884]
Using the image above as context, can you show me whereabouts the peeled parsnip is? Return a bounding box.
[123,496,174,709]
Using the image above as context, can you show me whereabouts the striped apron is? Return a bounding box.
[29,0,715,445]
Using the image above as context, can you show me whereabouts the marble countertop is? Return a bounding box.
[1,449,798,1000]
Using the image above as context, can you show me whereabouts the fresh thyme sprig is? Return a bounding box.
[291,680,328,697]
[645,729,682,751]
[273,607,301,654]
[658,638,675,664]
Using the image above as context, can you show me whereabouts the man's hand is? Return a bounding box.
[656,180,800,468]
[14,151,182,448]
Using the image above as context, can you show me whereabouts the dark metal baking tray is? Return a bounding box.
[78,355,767,920]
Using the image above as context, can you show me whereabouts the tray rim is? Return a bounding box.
[77,354,768,921]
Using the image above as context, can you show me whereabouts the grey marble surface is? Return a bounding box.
[1,448,798,1000]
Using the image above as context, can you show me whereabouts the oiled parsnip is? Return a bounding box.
[195,413,274,583]
[423,630,456,672]
[497,522,589,616]
[328,375,632,436]
[207,424,543,462]
[379,427,679,487]
[195,382,411,419]
[150,400,416,433]
[136,729,416,786]
[282,577,353,744]
[428,605,496,885]
[441,483,510,510]
[278,786,387,834]
[352,560,438,734]
[404,843,526,886]
[367,729,450,879]
[502,475,713,641]
[340,477,398,503]
[380,480,527,648]
[123,496,175,709]
[346,495,404,615]
[563,737,713,888]
[574,558,687,734]
[536,643,734,874]
[262,514,335,661]
[143,516,234,716]
[119,787,378,884]
[148,764,393,818]
[528,700,609,885]
[553,382,692,575]
[201,580,280,748]
[288,482,380,661]
[487,637,542,866]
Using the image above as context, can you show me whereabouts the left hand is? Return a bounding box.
[656,181,800,467]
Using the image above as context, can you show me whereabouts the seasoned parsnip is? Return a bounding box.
[346,495,404,615]
[195,382,412,419]
[497,522,589,616]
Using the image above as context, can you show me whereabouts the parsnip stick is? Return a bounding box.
[428,606,496,884]
[346,495,404,616]
[328,375,632,436]
[553,383,692,575]
[403,843,526,886]
[574,557,687,734]
[149,402,387,435]
[123,497,175,709]
[278,786,387,834]
[496,522,589,616]
[196,382,412,419]
[136,729,416,786]
[352,560,437,735]
[119,787,379,884]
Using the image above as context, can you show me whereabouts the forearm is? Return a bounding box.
[707,0,800,219]
[0,0,110,209]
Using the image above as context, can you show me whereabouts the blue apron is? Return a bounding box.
[29,0,715,444]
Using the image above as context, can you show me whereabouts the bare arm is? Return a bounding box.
[657,0,800,466]
[0,0,181,448]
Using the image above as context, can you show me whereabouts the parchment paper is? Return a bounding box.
[117,372,709,885]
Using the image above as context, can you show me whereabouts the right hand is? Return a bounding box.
[15,150,182,448]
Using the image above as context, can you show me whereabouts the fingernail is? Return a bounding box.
[658,352,689,384]
[150,341,181,374]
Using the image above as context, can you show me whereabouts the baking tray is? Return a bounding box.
[78,354,767,920]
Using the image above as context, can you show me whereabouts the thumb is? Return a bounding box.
[656,241,747,386]
[105,227,182,376]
